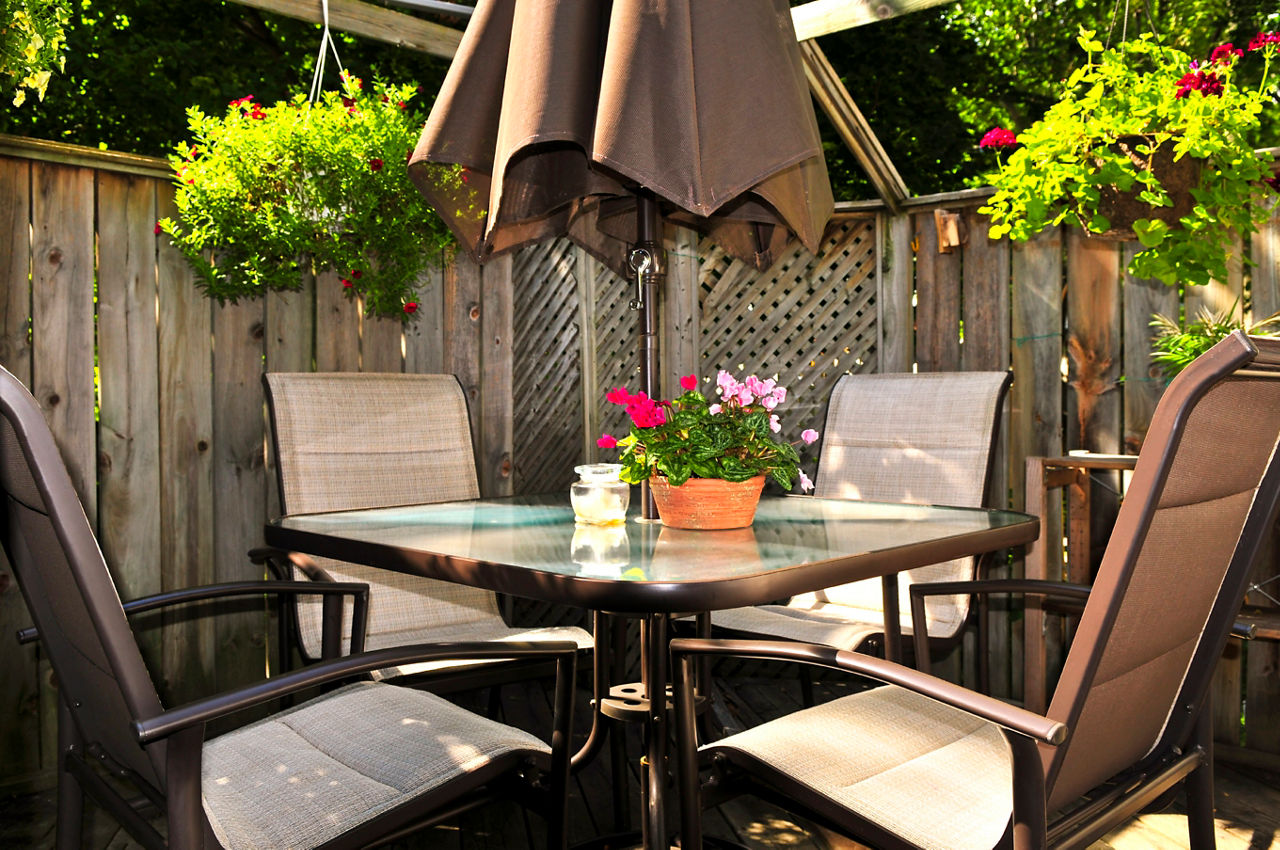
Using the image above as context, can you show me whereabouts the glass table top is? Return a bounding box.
[268,494,1037,613]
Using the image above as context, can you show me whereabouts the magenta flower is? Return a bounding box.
[1209,43,1243,64]
[1248,32,1280,51]
[606,387,630,405]
[680,374,698,391]
[979,127,1018,149]
[801,429,819,445]
[153,222,162,235]
[597,434,618,449]
[403,302,418,314]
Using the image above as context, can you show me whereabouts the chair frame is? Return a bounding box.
[710,370,1013,692]
[0,364,577,850]
[673,332,1280,850]
[260,371,589,696]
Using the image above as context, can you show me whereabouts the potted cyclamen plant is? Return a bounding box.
[597,371,819,530]
[159,72,455,320]
[979,30,1279,287]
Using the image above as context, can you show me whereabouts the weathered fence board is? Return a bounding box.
[155,189,217,705]
[913,211,961,372]
[95,173,163,679]
[211,301,270,696]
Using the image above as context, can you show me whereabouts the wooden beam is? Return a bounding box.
[791,0,959,41]
[799,40,909,213]
[233,0,463,59]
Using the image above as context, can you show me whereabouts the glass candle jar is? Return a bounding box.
[571,463,630,525]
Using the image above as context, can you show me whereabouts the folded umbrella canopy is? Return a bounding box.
[408,0,834,276]
[410,0,833,531]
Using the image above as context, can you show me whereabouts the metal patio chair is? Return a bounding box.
[0,364,576,850]
[673,331,1280,850]
[710,371,1011,678]
[262,372,592,687]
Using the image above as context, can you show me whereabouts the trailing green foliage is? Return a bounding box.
[1,0,68,105]
[159,73,455,320]
[980,31,1278,288]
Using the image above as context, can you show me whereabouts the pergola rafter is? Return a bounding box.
[225,0,955,209]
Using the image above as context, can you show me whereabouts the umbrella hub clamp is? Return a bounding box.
[628,244,666,312]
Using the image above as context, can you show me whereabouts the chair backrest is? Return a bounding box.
[808,371,1011,636]
[264,372,481,515]
[1045,332,1280,810]
[263,372,493,658]
[0,366,166,789]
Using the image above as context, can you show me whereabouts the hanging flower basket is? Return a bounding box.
[979,30,1280,287]
[159,73,455,320]
[1093,134,1202,240]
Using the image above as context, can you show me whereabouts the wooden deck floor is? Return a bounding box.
[3,671,1279,849]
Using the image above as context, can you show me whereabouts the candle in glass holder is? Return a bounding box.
[571,463,630,525]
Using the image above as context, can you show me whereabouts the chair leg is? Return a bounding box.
[486,684,504,720]
[56,697,84,850]
[1186,706,1217,850]
[798,666,815,708]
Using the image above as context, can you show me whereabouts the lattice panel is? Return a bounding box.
[592,261,639,444]
[699,220,879,448]
[512,238,583,495]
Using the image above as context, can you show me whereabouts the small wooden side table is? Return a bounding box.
[1023,453,1138,713]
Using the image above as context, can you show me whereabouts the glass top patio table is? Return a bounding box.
[265,493,1038,615]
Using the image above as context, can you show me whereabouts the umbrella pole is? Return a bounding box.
[630,191,665,521]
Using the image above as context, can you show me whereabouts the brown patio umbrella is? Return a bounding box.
[408,0,834,276]
[409,0,833,524]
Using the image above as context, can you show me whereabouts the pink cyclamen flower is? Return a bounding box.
[771,385,787,404]
[404,302,418,314]
[801,428,819,445]
[797,470,813,493]
[680,374,698,391]
[761,395,778,410]
[708,403,722,415]
[597,434,617,449]
[769,414,781,433]
[979,127,1018,149]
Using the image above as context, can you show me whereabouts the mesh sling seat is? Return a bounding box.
[0,364,576,850]
[672,331,1280,850]
[711,371,1011,665]
[263,372,592,682]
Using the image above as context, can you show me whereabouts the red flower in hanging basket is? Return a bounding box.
[369,158,384,172]
[979,127,1018,149]
[404,302,418,314]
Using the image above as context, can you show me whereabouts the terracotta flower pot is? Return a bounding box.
[648,475,766,530]
[1093,134,1201,240]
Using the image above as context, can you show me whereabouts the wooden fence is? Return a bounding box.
[1,134,1278,791]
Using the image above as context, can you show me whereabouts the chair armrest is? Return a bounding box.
[669,636,1066,746]
[908,578,1092,674]
[16,580,369,650]
[248,546,334,582]
[134,640,581,745]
